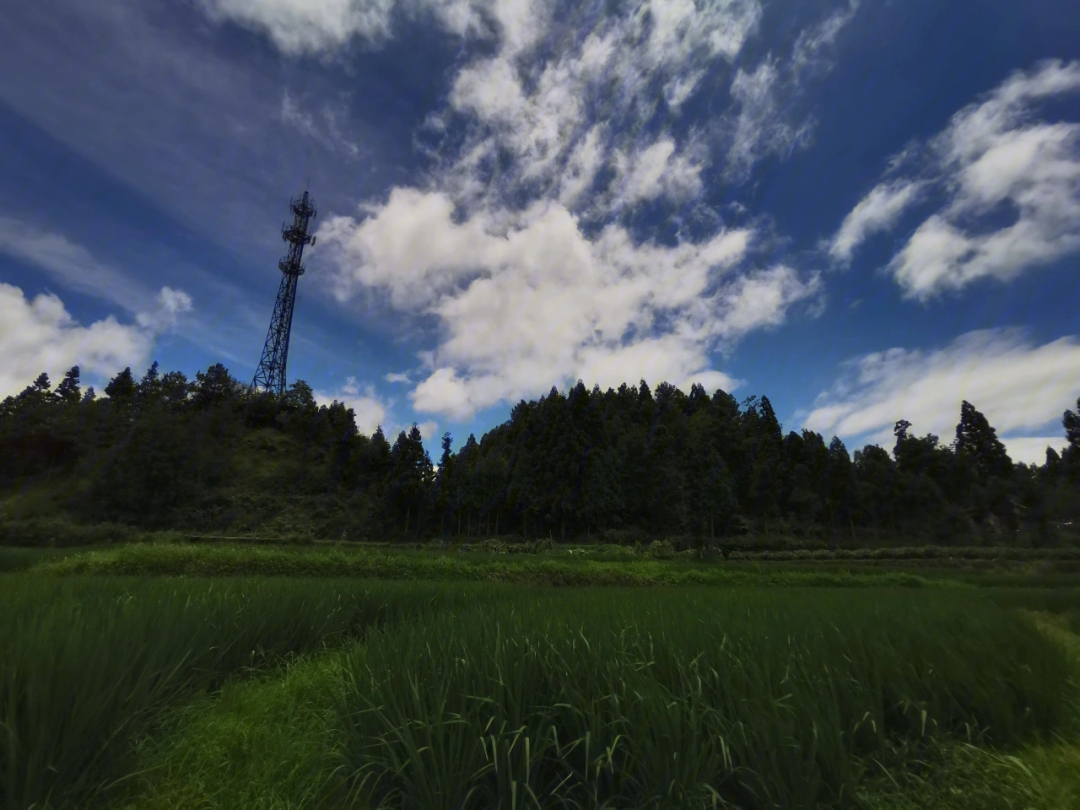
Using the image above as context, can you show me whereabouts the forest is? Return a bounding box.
[1,361,1078,548]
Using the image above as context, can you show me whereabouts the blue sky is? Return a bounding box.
[1,0,1079,464]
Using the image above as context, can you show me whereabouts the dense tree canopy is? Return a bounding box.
[1,362,1077,547]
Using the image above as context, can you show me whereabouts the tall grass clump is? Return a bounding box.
[0,575,501,810]
[330,587,1073,810]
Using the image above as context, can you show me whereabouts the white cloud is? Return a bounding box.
[313,375,389,434]
[791,0,858,75]
[711,265,822,339]
[723,1,859,177]
[303,0,852,421]
[725,58,814,176]
[609,137,704,208]
[0,283,157,398]
[279,90,361,158]
[801,328,1080,464]
[135,286,195,332]
[434,0,836,220]
[829,59,1080,298]
[0,217,195,336]
[384,371,413,383]
[1001,437,1070,467]
[195,0,552,58]
[827,180,923,264]
[319,188,820,419]
[195,0,398,56]
[415,420,440,442]
[318,187,491,309]
[0,216,146,313]
[664,68,707,110]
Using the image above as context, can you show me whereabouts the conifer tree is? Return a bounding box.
[1064,398,1080,452]
[824,436,856,544]
[193,364,242,409]
[136,361,161,408]
[54,367,81,403]
[436,432,454,535]
[105,368,136,399]
[954,400,1012,479]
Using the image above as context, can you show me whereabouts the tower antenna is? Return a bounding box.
[251,189,317,396]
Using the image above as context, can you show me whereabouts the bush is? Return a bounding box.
[646,538,676,559]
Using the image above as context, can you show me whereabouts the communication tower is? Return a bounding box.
[251,189,317,396]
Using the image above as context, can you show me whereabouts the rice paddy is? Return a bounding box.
[2,544,1079,809]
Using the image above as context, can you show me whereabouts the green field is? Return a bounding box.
[2,543,1079,809]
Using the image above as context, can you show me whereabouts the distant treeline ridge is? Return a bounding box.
[1,362,1077,547]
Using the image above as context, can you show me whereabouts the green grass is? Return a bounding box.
[6,542,1080,809]
[0,545,95,572]
[113,587,1077,810]
[0,575,507,810]
[111,654,355,810]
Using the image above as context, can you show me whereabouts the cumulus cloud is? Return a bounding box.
[828,59,1080,299]
[0,283,157,398]
[136,287,195,332]
[300,0,853,420]
[313,376,442,444]
[313,375,390,434]
[415,420,440,443]
[801,328,1080,465]
[319,189,820,419]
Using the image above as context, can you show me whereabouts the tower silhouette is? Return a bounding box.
[251,189,317,396]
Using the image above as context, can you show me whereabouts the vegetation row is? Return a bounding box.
[33,542,941,588]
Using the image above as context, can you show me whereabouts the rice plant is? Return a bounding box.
[0,575,501,810]
[329,587,1074,810]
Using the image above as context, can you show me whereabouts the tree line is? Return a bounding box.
[1,363,1077,546]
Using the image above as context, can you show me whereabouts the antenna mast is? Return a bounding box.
[251,189,317,396]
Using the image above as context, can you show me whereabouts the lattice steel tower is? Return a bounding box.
[251,189,317,396]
